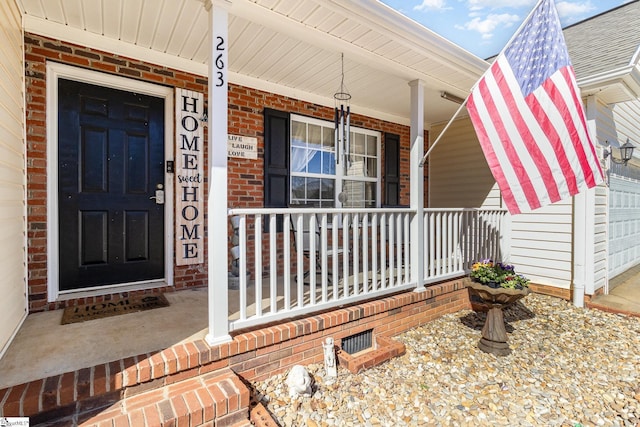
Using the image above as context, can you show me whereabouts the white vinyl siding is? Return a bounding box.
[608,99,640,152]
[429,117,501,209]
[510,201,574,289]
[0,0,27,359]
[430,117,574,289]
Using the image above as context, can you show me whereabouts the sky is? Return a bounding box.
[381,0,634,59]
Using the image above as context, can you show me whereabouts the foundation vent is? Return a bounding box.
[341,329,373,354]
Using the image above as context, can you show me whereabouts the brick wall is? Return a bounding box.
[0,279,470,423]
[527,282,571,301]
[25,34,211,313]
[24,33,419,313]
[232,281,471,382]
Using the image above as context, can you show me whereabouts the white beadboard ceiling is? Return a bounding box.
[16,0,489,126]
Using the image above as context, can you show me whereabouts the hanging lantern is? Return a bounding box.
[334,53,351,166]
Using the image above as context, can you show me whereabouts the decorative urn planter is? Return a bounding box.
[466,280,530,356]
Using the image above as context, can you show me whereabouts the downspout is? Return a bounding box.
[572,95,599,308]
[573,191,587,308]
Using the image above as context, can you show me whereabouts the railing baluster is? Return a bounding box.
[453,212,464,271]
[320,213,328,303]
[428,211,434,278]
[482,211,488,261]
[404,213,410,284]
[296,213,304,309]
[470,211,476,268]
[380,214,386,289]
[254,214,262,318]
[447,211,453,274]
[423,211,428,279]
[269,214,278,314]
[309,213,316,305]
[388,213,395,287]
[436,212,442,276]
[283,213,291,311]
[353,212,360,295]
[494,211,500,261]
[489,212,495,260]
[238,215,247,321]
[342,213,350,297]
[226,208,508,332]
[362,213,369,293]
[371,213,378,292]
[332,213,339,301]
[395,213,402,286]
[462,211,469,271]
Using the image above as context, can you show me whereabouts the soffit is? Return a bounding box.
[17,0,488,125]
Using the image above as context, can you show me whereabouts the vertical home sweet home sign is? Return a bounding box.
[175,89,204,265]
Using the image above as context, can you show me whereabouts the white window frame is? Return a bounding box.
[289,113,381,208]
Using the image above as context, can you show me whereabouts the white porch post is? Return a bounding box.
[205,0,232,345]
[409,80,425,290]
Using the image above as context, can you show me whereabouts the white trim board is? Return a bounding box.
[46,62,175,302]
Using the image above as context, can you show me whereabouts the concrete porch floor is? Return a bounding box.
[589,264,640,315]
[2,269,640,391]
[0,272,383,389]
[0,287,210,389]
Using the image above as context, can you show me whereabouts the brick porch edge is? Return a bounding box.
[0,278,471,424]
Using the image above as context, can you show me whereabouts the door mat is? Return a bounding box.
[61,294,170,324]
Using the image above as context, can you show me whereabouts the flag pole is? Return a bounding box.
[418,0,548,168]
[418,96,468,167]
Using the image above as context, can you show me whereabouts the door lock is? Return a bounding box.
[150,184,165,204]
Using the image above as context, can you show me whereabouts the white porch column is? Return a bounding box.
[205,0,232,345]
[409,80,425,290]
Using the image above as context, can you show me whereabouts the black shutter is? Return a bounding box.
[384,132,400,206]
[264,108,290,231]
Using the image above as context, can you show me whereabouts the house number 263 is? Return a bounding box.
[215,36,226,87]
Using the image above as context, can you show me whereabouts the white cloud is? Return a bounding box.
[466,0,535,10]
[555,1,596,23]
[413,0,450,11]
[457,13,520,40]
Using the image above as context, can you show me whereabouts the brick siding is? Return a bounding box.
[527,282,572,300]
[0,279,470,423]
[24,33,422,313]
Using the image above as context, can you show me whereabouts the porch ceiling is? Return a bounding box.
[16,0,489,126]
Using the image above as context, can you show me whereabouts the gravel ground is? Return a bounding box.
[252,294,640,427]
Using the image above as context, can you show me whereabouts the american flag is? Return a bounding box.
[466,0,604,215]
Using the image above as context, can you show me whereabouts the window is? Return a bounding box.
[290,114,380,208]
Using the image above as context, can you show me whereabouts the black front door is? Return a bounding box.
[58,79,165,291]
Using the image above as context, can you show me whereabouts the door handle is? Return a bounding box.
[150,189,165,204]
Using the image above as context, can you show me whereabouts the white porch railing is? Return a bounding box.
[226,208,508,332]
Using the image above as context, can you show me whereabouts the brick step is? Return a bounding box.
[30,369,251,426]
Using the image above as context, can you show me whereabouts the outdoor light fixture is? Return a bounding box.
[604,139,635,166]
[440,91,465,105]
[334,53,351,165]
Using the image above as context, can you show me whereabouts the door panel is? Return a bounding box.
[80,211,108,265]
[58,79,165,290]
